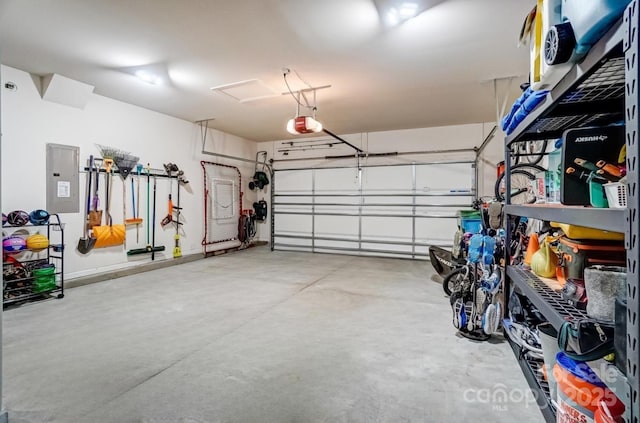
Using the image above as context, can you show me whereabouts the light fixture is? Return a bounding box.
[135,69,164,85]
[119,63,170,86]
[374,0,444,26]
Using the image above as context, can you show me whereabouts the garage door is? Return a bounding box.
[272,162,475,259]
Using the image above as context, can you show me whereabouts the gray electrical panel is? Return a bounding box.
[46,143,79,213]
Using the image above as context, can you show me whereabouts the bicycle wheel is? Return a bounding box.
[443,266,468,296]
[520,140,548,165]
[495,169,536,204]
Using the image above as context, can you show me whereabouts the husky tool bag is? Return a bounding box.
[561,125,625,205]
[556,236,625,284]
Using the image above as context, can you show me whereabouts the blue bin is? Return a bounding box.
[461,217,482,234]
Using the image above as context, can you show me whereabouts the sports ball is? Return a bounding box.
[29,209,50,226]
[2,214,6,226]
[3,236,27,253]
[7,210,29,226]
[26,233,49,252]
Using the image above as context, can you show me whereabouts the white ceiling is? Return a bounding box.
[0,0,533,142]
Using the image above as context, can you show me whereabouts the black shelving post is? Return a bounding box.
[624,2,640,421]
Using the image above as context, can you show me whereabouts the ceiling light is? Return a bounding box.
[386,7,400,25]
[287,116,323,135]
[374,0,445,26]
[398,2,419,18]
[134,69,163,85]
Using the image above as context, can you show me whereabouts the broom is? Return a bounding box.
[113,151,142,226]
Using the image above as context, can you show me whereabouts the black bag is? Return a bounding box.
[558,319,615,361]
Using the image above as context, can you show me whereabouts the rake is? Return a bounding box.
[113,151,142,226]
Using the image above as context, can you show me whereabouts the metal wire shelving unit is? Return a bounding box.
[503,8,639,423]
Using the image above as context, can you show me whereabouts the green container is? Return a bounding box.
[32,267,56,293]
[457,210,481,218]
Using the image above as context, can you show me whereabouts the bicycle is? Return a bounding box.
[509,140,548,166]
[494,163,546,204]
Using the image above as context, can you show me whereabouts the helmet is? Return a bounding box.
[3,236,27,254]
[7,210,30,226]
[29,209,50,226]
[26,233,49,252]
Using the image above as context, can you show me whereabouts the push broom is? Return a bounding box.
[127,164,165,256]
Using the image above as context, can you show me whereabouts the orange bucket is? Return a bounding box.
[553,353,624,423]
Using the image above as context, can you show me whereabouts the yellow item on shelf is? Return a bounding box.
[550,222,624,241]
[26,233,49,252]
[531,236,558,278]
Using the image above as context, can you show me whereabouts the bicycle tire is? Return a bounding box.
[443,266,468,296]
[511,163,546,174]
[522,140,548,165]
[495,168,537,204]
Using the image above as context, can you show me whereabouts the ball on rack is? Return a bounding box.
[26,233,49,252]
[3,236,27,254]
[29,209,50,226]
[7,210,29,226]
[2,213,6,226]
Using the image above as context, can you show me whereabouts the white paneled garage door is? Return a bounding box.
[272,162,475,259]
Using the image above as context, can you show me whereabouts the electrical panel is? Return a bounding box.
[46,143,79,213]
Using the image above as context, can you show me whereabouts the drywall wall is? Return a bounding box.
[1,65,257,279]
[256,122,502,247]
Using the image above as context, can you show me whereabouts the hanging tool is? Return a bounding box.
[173,169,186,258]
[161,163,178,227]
[152,175,159,260]
[136,163,143,242]
[88,159,103,229]
[126,175,143,226]
[111,151,141,228]
[127,164,165,256]
[77,155,97,254]
[248,151,270,190]
[93,158,125,248]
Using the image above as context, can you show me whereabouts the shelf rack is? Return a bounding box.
[507,337,556,423]
[507,266,588,330]
[502,6,639,423]
[504,205,625,234]
[3,214,65,306]
[505,20,625,145]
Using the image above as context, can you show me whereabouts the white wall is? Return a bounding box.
[257,122,503,243]
[1,65,257,279]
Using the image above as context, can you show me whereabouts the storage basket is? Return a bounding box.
[32,266,56,293]
[604,182,627,209]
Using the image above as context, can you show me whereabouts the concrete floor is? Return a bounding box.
[3,247,543,423]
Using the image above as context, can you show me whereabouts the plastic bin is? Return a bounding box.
[458,210,482,233]
[604,182,627,209]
